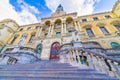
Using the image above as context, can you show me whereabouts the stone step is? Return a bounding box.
[0,73,113,79]
[0,67,94,70]
[0,77,118,80]
[0,63,72,69]
[0,60,118,80]
[0,71,104,75]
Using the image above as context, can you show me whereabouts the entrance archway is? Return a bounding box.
[50,42,60,59]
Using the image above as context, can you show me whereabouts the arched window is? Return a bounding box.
[110,42,120,49]
[36,43,43,54]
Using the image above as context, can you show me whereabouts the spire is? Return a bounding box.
[56,4,64,12]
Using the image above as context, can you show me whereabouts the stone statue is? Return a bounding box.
[72,30,79,42]
[72,30,83,47]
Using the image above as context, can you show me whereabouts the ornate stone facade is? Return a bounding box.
[0,1,120,64]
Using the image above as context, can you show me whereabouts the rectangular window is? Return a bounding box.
[68,30,72,33]
[29,35,35,43]
[10,37,17,44]
[56,32,61,34]
[86,28,94,36]
[114,25,120,31]
[100,26,109,34]
[93,17,99,21]
[105,15,111,19]
[27,27,31,30]
[82,19,87,22]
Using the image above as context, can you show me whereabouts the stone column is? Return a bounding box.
[96,56,105,72]
[107,60,118,78]
[61,23,64,35]
[48,25,52,36]
[72,50,76,63]
[37,27,42,37]
[90,54,98,71]
[64,23,67,33]
[76,21,82,31]
[101,58,110,75]
[69,50,74,64]
[51,24,54,35]
[74,21,79,31]
[84,52,94,69]
[76,50,81,64]
[68,51,72,63]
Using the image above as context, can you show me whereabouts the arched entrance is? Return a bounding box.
[50,42,60,59]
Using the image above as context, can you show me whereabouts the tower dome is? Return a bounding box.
[51,4,66,17]
[56,4,64,12]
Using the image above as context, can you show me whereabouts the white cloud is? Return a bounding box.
[45,0,100,16]
[0,0,40,25]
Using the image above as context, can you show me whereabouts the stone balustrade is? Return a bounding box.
[59,47,120,78]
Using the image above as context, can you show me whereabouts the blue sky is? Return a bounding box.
[0,0,118,25]
[10,0,52,19]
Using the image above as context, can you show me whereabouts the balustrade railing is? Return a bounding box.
[59,47,120,78]
[105,48,120,55]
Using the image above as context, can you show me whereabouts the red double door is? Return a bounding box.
[50,42,60,59]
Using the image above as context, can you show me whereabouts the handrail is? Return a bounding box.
[59,47,120,63]
[4,51,40,60]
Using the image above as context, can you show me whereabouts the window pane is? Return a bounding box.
[82,19,87,22]
[93,17,99,21]
[56,32,61,34]
[114,25,120,31]
[105,15,111,19]
[86,28,94,36]
[29,35,35,43]
[100,27,108,34]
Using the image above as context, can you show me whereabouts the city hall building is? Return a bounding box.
[0,0,120,79]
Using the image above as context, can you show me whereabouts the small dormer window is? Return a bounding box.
[27,27,31,30]
[82,19,87,22]
[36,26,39,29]
[56,32,61,34]
[105,15,111,19]
[68,30,73,33]
[93,17,99,21]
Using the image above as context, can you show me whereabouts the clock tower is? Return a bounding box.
[51,4,66,17]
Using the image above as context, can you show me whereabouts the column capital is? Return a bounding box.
[50,22,55,26]
[74,20,78,22]
[62,20,66,23]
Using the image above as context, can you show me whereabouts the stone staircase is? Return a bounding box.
[0,60,119,80]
